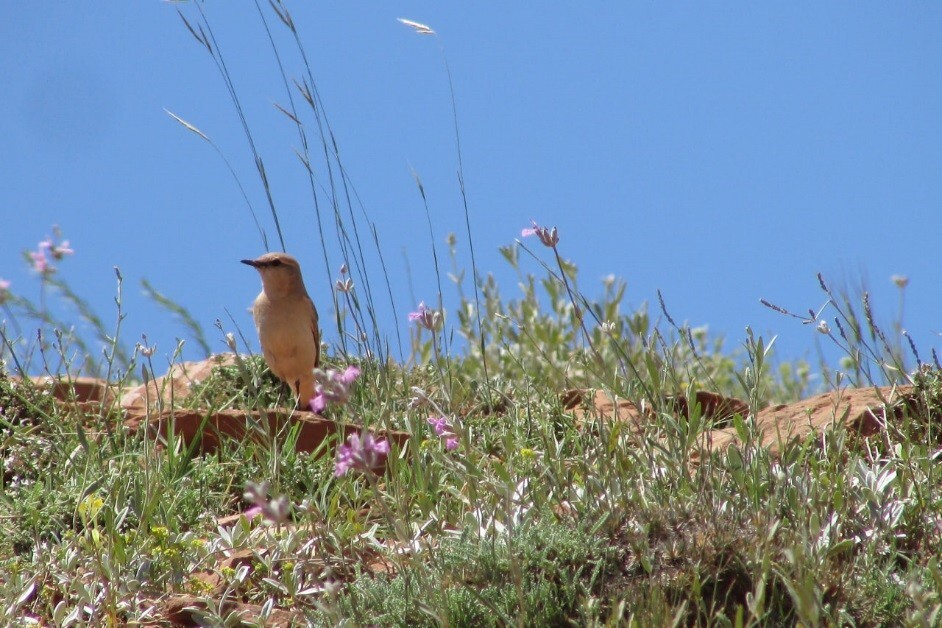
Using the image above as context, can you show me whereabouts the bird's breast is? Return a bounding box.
[253,297,317,356]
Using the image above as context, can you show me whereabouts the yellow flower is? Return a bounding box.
[77,495,104,522]
[150,526,170,542]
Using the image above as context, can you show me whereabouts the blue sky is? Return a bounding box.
[1,3,940,378]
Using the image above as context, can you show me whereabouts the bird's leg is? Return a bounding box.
[292,378,310,410]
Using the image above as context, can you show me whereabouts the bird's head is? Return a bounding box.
[241,252,306,297]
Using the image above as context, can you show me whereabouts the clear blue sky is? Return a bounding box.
[1,3,940,376]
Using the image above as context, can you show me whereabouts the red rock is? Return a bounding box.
[120,353,238,414]
[566,385,917,455]
[564,388,749,429]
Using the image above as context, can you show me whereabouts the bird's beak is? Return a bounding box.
[240,259,259,268]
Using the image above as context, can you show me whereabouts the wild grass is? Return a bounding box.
[3,220,941,625]
[2,3,941,626]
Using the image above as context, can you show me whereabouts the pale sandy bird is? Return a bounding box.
[241,253,320,409]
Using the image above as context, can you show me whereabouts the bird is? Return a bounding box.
[241,252,320,409]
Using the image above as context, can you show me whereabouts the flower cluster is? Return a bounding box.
[427,416,459,451]
[521,220,559,248]
[310,365,361,413]
[29,226,73,276]
[408,301,442,331]
[243,481,289,524]
[335,431,391,477]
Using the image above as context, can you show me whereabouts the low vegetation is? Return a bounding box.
[2,232,941,625]
[2,5,939,625]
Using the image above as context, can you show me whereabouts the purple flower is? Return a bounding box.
[243,481,289,524]
[309,365,362,413]
[341,365,360,384]
[311,395,328,413]
[427,416,459,451]
[521,220,559,248]
[408,301,442,331]
[243,505,264,520]
[335,432,391,477]
[427,416,450,437]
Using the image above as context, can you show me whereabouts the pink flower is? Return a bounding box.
[29,228,73,275]
[427,416,459,451]
[243,505,264,520]
[427,416,451,437]
[309,365,362,413]
[0,279,9,304]
[335,263,354,292]
[49,240,73,260]
[38,227,74,262]
[243,481,289,524]
[341,365,360,384]
[311,395,328,413]
[335,432,391,477]
[30,249,52,275]
[408,301,442,331]
[521,220,559,248]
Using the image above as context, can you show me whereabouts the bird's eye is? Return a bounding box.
[270,259,282,267]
